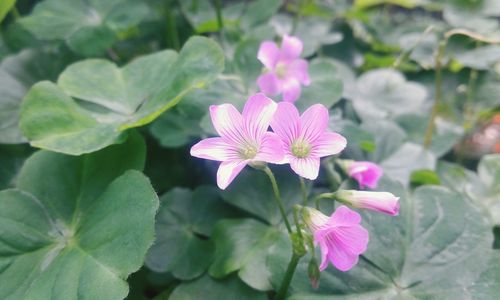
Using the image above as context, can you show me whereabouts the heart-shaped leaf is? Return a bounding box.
[18,0,149,56]
[352,68,428,121]
[0,132,159,299]
[268,179,499,299]
[146,186,238,280]
[209,218,282,291]
[295,59,343,112]
[0,48,73,144]
[221,166,303,225]
[170,273,266,300]
[20,36,224,155]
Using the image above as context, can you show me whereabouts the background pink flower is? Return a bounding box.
[190,93,284,189]
[257,35,311,102]
[304,206,369,272]
[270,102,346,180]
[346,161,383,189]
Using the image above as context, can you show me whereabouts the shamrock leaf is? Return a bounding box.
[20,36,224,155]
[18,0,149,56]
[0,132,159,300]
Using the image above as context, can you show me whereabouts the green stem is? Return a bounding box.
[263,166,293,235]
[293,205,304,242]
[323,160,341,190]
[275,254,301,300]
[423,40,446,148]
[313,192,335,209]
[165,6,180,51]
[214,0,224,31]
[393,25,434,69]
[291,0,303,34]
[10,5,20,19]
[299,177,308,206]
[464,67,478,129]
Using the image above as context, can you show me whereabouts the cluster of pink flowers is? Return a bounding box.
[190,35,399,276]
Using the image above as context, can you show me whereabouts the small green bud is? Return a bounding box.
[308,257,321,289]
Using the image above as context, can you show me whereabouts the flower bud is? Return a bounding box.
[336,190,400,216]
[308,257,321,289]
[339,160,383,189]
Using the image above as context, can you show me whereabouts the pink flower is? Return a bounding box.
[345,161,383,189]
[270,102,347,180]
[303,206,369,272]
[257,35,311,103]
[190,93,285,189]
[336,190,400,216]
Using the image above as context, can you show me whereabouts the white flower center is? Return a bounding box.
[291,139,311,158]
[238,143,258,159]
[275,62,287,79]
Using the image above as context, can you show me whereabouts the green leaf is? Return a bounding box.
[170,274,266,300]
[0,144,32,189]
[410,169,441,186]
[146,186,238,280]
[18,0,149,56]
[268,179,498,299]
[233,39,262,90]
[0,132,160,300]
[0,48,74,144]
[454,45,500,70]
[240,0,282,29]
[296,59,343,112]
[352,68,428,121]
[0,0,15,23]
[380,142,436,185]
[395,114,463,157]
[149,109,203,148]
[354,0,422,9]
[209,218,282,291]
[472,154,500,225]
[20,36,224,155]
[221,167,303,225]
[362,120,407,163]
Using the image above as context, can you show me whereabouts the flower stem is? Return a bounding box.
[11,6,20,19]
[323,160,342,190]
[165,5,180,51]
[293,205,304,242]
[275,253,301,300]
[313,192,335,209]
[423,40,446,148]
[214,0,224,31]
[299,177,308,205]
[263,166,293,235]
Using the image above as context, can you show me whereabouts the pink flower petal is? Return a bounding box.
[311,132,347,158]
[209,104,245,145]
[290,156,320,180]
[257,72,281,96]
[282,79,301,103]
[328,205,362,226]
[348,162,383,189]
[270,102,300,147]
[190,137,239,161]
[217,160,247,190]
[329,244,361,272]
[300,104,329,142]
[258,41,280,69]
[318,240,330,271]
[254,132,286,164]
[280,35,303,62]
[242,93,277,141]
[288,59,310,85]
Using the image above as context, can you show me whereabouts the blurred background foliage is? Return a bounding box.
[0,0,499,299]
